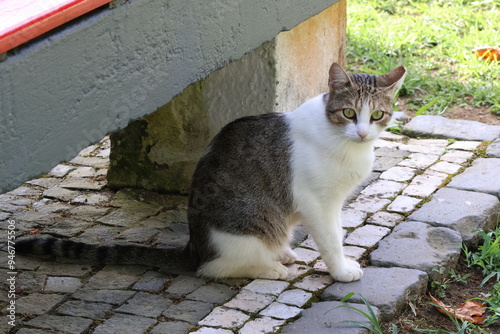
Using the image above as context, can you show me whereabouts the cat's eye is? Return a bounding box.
[342,108,356,119]
[371,110,385,121]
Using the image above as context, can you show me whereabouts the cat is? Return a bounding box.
[17,63,406,282]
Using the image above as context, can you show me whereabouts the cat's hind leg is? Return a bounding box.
[197,230,289,280]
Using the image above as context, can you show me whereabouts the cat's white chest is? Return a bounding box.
[286,94,375,201]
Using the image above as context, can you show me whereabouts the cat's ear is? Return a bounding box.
[328,63,353,90]
[379,66,406,97]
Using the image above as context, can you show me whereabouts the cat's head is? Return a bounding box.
[325,63,406,143]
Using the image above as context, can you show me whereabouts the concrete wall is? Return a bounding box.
[107,2,347,194]
[0,0,339,193]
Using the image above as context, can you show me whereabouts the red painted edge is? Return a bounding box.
[0,0,113,54]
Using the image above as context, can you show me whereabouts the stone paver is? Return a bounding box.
[239,317,285,334]
[150,321,193,334]
[260,302,302,320]
[13,293,66,315]
[56,300,113,319]
[344,224,391,247]
[380,166,417,182]
[163,300,214,324]
[370,221,462,279]
[244,279,289,295]
[278,289,313,307]
[486,138,500,157]
[447,158,500,197]
[3,117,500,334]
[408,188,500,243]
[386,195,422,213]
[25,314,93,333]
[115,291,172,317]
[93,313,156,334]
[224,289,275,313]
[402,115,500,140]
[281,301,379,334]
[322,267,427,320]
[199,306,250,328]
[44,276,83,293]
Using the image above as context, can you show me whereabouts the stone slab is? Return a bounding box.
[344,224,391,248]
[402,115,500,141]
[186,282,238,304]
[322,267,428,320]
[56,300,113,320]
[447,158,500,198]
[239,317,286,334]
[244,279,289,295]
[260,302,302,320]
[380,166,416,182]
[93,313,157,334]
[14,293,66,315]
[150,321,193,334]
[43,187,81,202]
[293,274,333,292]
[25,314,93,334]
[281,301,379,334]
[487,138,500,157]
[278,289,313,307]
[163,300,215,325]
[360,180,406,199]
[224,289,275,313]
[165,275,205,298]
[408,188,500,243]
[115,292,172,318]
[73,289,136,305]
[85,265,148,289]
[370,221,462,279]
[132,270,171,292]
[44,276,83,293]
[373,147,411,172]
[367,211,404,228]
[386,195,422,214]
[199,306,250,328]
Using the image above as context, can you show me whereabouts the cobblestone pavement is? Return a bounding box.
[1,115,500,334]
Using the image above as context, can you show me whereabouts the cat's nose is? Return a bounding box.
[357,130,368,139]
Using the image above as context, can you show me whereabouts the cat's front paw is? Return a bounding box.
[255,262,289,280]
[277,247,297,265]
[331,258,363,282]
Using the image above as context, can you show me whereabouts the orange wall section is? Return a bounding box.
[0,0,112,54]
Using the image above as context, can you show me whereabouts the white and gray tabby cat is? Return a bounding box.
[17,63,405,282]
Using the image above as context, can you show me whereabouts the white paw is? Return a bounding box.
[330,258,363,282]
[277,248,297,265]
[255,262,289,280]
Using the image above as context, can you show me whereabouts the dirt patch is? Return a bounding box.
[384,254,499,333]
[399,96,500,126]
[446,105,500,126]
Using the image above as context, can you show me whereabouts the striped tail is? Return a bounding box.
[16,237,192,268]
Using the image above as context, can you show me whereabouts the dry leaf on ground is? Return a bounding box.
[429,293,486,324]
[472,46,500,61]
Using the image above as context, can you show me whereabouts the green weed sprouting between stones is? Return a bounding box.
[462,229,500,286]
[334,292,397,334]
[430,268,470,298]
[347,0,500,115]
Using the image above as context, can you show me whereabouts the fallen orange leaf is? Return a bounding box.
[429,293,486,324]
[472,46,500,61]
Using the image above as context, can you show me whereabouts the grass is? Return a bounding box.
[463,229,500,286]
[346,0,500,115]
